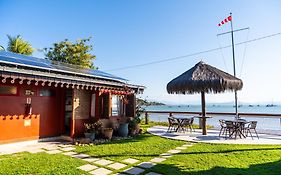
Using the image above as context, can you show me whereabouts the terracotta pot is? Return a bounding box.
[103,128,113,139]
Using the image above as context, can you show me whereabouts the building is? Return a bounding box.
[0,51,144,144]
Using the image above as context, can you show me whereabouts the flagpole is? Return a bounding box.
[230,12,239,118]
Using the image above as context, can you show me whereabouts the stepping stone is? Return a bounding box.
[27,149,44,154]
[63,151,77,156]
[145,172,163,175]
[107,162,127,170]
[83,157,100,162]
[72,153,90,159]
[123,167,145,175]
[77,164,98,171]
[58,144,73,148]
[175,147,187,150]
[182,144,193,147]
[167,149,181,154]
[150,157,166,163]
[45,150,62,154]
[60,147,75,152]
[122,158,139,164]
[160,153,172,158]
[44,146,59,151]
[89,167,112,175]
[94,159,113,166]
[138,162,156,169]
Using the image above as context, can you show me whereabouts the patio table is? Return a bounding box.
[173,116,195,132]
[224,119,248,139]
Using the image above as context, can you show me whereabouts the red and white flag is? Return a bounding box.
[218,15,232,26]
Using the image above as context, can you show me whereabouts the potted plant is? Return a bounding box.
[84,120,102,141]
[118,117,129,137]
[129,105,144,135]
[84,123,96,141]
[103,127,113,139]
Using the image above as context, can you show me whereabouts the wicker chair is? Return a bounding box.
[167,117,178,132]
[244,121,259,139]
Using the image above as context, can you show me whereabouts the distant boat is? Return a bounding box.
[266,104,277,107]
[248,105,253,107]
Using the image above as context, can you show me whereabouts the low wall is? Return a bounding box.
[0,114,40,144]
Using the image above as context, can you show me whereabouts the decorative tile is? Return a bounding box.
[77,164,98,171]
[123,167,145,175]
[94,159,113,166]
[45,150,62,154]
[138,162,156,169]
[107,162,127,170]
[150,157,166,163]
[89,167,112,175]
[122,158,139,164]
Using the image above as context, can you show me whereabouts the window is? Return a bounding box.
[111,95,122,116]
[0,86,17,95]
[39,89,56,96]
[91,94,96,117]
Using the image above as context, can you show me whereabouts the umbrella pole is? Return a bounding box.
[201,91,207,135]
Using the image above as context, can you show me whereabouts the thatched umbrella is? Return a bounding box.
[167,61,243,135]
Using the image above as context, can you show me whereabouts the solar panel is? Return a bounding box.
[0,51,127,82]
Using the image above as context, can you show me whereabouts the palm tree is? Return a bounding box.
[7,35,34,55]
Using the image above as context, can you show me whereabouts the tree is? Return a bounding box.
[44,37,97,69]
[7,35,34,55]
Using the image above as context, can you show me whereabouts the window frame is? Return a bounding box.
[0,85,19,96]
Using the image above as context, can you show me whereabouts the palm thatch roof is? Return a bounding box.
[167,61,243,94]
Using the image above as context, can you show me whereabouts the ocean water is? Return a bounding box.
[143,105,281,131]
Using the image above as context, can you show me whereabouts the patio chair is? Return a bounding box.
[218,119,227,137]
[224,121,235,139]
[167,117,178,132]
[244,121,259,139]
[181,117,195,132]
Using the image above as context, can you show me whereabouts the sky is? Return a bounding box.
[1,0,281,105]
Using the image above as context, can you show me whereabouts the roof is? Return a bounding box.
[0,51,144,92]
[167,61,243,94]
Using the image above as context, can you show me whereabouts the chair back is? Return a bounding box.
[225,121,234,128]
[189,117,194,125]
[219,119,225,127]
[168,117,177,125]
[250,121,257,129]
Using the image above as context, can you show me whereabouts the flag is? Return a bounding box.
[218,15,232,26]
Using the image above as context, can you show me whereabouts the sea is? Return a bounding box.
[143,104,281,132]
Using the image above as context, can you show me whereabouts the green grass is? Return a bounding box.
[0,152,86,175]
[150,143,281,175]
[1,123,281,175]
[75,133,184,162]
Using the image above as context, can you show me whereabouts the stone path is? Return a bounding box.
[0,140,195,175]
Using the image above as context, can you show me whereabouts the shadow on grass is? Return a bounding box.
[174,147,281,156]
[151,159,281,175]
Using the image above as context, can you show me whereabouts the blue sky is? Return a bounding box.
[1,0,281,104]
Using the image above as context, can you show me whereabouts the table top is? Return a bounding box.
[224,119,248,123]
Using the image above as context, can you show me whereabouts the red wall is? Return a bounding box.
[0,83,64,143]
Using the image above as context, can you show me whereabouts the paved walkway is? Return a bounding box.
[148,126,281,145]
[0,139,195,175]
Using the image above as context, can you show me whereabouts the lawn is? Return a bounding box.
[0,152,86,174]
[1,124,281,175]
[151,143,281,175]
[75,133,184,162]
